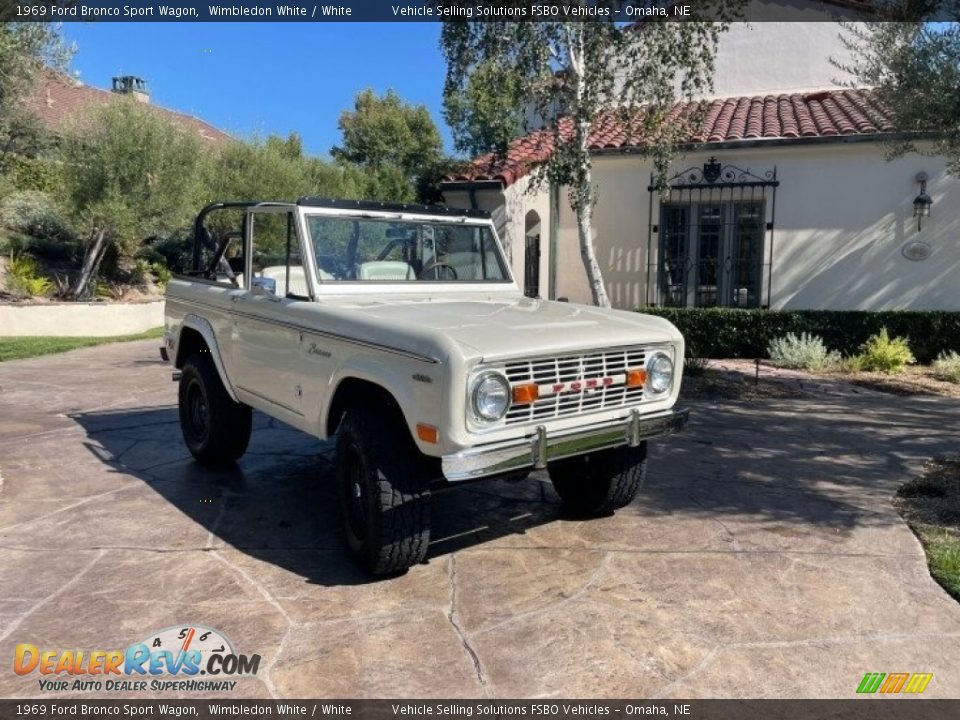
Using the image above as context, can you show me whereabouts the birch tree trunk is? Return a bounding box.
[575,174,610,308]
[568,26,611,308]
[72,227,108,300]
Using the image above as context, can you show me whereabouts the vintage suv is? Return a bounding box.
[163,198,688,574]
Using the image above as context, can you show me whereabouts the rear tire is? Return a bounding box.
[335,407,431,575]
[178,352,252,465]
[548,442,647,517]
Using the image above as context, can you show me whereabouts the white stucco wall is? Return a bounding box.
[551,143,960,311]
[702,1,863,99]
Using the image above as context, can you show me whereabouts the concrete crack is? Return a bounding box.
[210,550,292,700]
[0,485,136,536]
[475,551,609,637]
[446,555,489,695]
[650,644,722,699]
[0,549,104,645]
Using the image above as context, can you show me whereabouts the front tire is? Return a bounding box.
[178,352,252,465]
[335,407,431,575]
[548,442,647,517]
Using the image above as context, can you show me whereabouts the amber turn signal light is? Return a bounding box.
[512,383,539,404]
[626,369,647,388]
[416,424,439,444]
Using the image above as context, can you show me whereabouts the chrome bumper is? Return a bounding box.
[441,407,689,482]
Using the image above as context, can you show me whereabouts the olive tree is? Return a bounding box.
[441,2,742,307]
[837,1,960,175]
[0,23,72,159]
[59,100,209,298]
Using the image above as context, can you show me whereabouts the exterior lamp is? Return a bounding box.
[913,172,932,231]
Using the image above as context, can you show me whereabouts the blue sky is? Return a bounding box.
[63,23,453,157]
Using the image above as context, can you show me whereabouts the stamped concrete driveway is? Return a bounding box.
[0,339,959,700]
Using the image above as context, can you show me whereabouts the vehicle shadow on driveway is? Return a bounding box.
[69,406,568,586]
[69,395,950,584]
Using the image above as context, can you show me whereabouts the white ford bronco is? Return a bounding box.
[163,198,688,574]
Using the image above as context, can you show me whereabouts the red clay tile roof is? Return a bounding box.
[24,71,233,146]
[444,89,895,187]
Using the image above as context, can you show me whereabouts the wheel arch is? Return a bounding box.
[173,315,239,403]
[325,377,405,439]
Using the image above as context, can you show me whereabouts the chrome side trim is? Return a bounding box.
[442,408,689,482]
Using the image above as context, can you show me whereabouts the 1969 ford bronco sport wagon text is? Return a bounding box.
[163,198,689,575]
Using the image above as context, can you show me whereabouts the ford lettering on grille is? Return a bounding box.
[503,348,647,425]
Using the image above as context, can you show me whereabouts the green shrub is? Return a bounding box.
[932,351,960,384]
[767,332,839,371]
[640,307,960,364]
[150,232,194,275]
[0,191,75,245]
[130,258,151,285]
[8,156,60,193]
[151,261,172,288]
[5,252,53,297]
[857,328,915,373]
[838,355,865,374]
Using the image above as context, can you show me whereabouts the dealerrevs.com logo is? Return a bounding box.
[13,625,261,693]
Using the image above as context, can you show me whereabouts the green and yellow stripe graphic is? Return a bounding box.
[857,672,933,694]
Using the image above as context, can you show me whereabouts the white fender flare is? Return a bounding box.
[176,314,240,403]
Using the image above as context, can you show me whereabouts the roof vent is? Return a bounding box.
[111,76,149,103]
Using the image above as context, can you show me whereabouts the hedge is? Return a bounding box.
[639,308,960,364]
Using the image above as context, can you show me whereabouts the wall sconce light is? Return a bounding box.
[913,172,932,231]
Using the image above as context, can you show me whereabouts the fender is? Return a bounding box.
[175,314,240,403]
[319,352,444,452]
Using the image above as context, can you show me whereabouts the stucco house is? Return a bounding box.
[440,0,960,311]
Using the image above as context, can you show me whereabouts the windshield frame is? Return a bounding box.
[300,207,516,289]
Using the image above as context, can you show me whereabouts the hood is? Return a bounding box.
[326,295,682,361]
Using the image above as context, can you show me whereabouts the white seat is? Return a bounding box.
[260,265,311,297]
[358,261,416,281]
[445,251,501,280]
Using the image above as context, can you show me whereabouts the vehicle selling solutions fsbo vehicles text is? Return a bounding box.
[390,4,691,18]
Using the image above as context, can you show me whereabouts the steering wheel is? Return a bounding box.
[217,256,241,288]
[419,263,458,281]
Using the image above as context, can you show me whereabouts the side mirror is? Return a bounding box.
[251,276,277,295]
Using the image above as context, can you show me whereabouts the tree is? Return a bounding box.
[0,23,72,160]
[838,1,960,175]
[441,5,742,307]
[331,88,443,202]
[59,100,209,299]
[210,131,366,202]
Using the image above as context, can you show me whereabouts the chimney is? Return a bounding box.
[111,75,150,104]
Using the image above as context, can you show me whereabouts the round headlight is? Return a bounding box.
[471,372,510,421]
[647,353,674,394]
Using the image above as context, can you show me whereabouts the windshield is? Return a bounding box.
[306,215,510,283]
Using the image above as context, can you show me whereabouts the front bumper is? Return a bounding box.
[441,407,689,482]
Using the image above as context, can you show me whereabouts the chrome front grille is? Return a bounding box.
[503,347,648,425]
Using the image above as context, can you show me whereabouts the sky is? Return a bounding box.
[62,23,454,157]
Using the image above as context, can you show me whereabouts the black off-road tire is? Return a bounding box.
[336,407,431,576]
[548,442,647,517]
[178,352,252,465]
